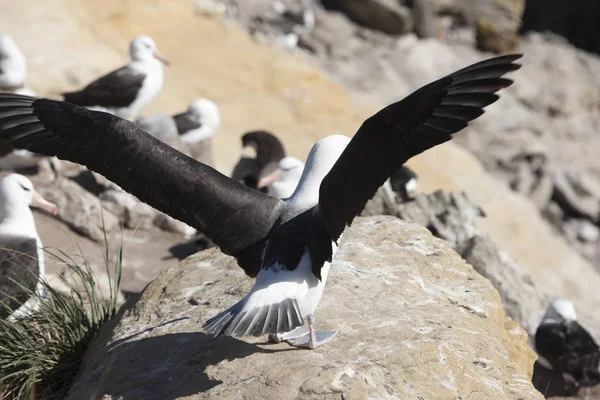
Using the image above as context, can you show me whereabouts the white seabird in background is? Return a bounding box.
[0,174,58,321]
[257,156,305,199]
[62,35,169,120]
[173,98,221,144]
[0,35,26,93]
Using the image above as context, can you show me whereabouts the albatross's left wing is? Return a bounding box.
[311,54,522,272]
[0,95,283,277]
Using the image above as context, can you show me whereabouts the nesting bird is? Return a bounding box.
[535,299,600,388]
[257,156,305,199]
[0,54,521,348]
[0,35,27,93]
[173,98,221,144]
[231,130,286,190]
[62,35,169,120]
[389,166,418,202]
[0,174,58,320]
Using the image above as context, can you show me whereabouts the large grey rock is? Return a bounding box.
[100,189,157,231]
[0,150,45,170]
[429,0,524,52]
[36,177,120,242]
[521,0,600,55]
[69,217,542,399]
[459,234,553,338]
[333,0,414,35]
[363,189,483,249]
[153,212,197,237]
[552,168,600,223]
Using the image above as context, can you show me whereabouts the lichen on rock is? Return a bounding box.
[69,217,542,399]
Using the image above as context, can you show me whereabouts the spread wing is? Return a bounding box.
[315,54,522,248]
[0,95,284,275]
[62,65,146,108]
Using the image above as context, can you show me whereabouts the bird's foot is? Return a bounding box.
[268,326,309,343]
[285,330,337,349]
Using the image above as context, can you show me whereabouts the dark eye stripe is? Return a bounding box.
[19,183,31,191]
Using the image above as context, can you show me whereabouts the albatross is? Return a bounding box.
[0,35,27,93]
[535,299,600,387]
[231,130,286,190]
[173,98,221,145]
[61,35,169,120]
[0,53,521,348]
[257,156,305,199]
[0,173,58,320]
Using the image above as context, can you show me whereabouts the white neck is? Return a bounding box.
[0,202,37,238]
[286,167,324,209]
[180,124,216,144]
[285,135,350,210]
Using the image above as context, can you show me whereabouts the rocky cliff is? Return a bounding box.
[68,217,542,399]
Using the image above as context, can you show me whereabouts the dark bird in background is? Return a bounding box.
[533,299,600,395]
[390,165,418,202]
[231,130,286,190]
[0,54,521,349]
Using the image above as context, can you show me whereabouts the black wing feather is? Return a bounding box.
[0,95,284,276]
[316,54,522,245]
[62,66,146,108]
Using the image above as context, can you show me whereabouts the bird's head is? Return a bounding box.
[0,173,58,216]
[188,98,221,133]
[130,35,170,66]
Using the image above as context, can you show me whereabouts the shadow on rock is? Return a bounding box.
[72,331,289,399]
[167,235,215,261]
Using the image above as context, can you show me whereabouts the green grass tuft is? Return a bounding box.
[0,230,123,399]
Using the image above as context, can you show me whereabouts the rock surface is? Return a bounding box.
[331,0,414,35]
[459,234,553,338]
[36,176,121,242]
[521,0,600,55]
[100,189,157,231]
[69,217,542,399]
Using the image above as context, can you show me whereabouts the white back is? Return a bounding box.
[0,35,26,89]
[180,98,221,144]
[0,173,37,237]
[286,135,350,210]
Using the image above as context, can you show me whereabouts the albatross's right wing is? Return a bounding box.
[0,95,283,276]
[310,54,522,275]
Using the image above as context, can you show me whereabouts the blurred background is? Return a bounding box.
[0,1,599,396]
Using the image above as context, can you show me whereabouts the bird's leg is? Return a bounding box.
[280,313,337,349]
[268,326,310,343]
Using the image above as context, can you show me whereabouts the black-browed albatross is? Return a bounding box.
[257,156,305,199]
[61,35,169,120]
[0,54,521,348]
[0,35,27,93]
[535,299,600,387]
[173,98,221,144]
[231,130,287,190]
[0,173,58,320]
